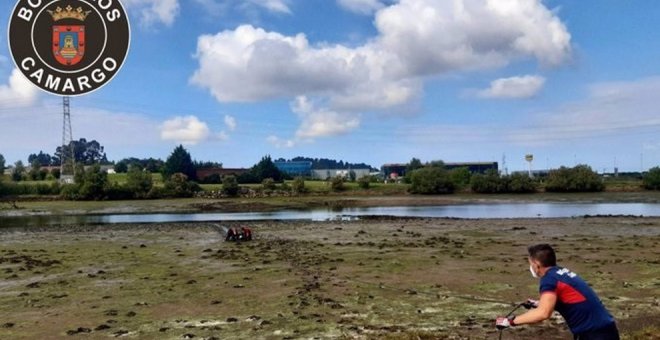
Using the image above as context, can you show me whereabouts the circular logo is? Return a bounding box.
[8,0,130,96]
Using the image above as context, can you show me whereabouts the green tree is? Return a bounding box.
[643,167,660,190]
[470,170,506,194]
[28,151,55,166]
[546,165,604,192]
[358,176,371,190]
[409,167,455,194]
[222,175,240,196]
[250,155,283,182]
[349,170,357,182]
[164,173,199,198]
[449,167,471,190]
[331,176,345,192]
[163,145,196,180]
[0,154,5,175]
[114,161,129,173]
[78,165,109,200]
[51,168,61,180]
[12,161,26,182]
[126,165,153,198]
[29,159,42,181]
[407,158,423,173]
[55,138,108,165]
[508,173,537,193]
[292,177,306,194]
[428,160,446,168]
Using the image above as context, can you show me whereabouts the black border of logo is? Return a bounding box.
[8,0,131,96]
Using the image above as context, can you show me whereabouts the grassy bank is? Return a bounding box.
[0,217,658,339]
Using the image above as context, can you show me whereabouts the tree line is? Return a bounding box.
[405,158,660,195]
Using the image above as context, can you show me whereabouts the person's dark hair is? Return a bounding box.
[528,244,557,267]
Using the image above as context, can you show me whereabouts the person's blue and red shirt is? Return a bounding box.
[540,266,615,334]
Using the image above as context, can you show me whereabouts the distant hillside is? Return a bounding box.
[276,157,376,171]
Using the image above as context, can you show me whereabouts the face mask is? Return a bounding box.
[529,265,539,278]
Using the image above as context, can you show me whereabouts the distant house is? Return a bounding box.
[196,168,249,180]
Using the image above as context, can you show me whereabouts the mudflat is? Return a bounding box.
[1,217,659,339]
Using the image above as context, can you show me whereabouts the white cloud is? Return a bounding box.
[191,0,571,145]
[160,116,211,145]
[249,0,291,14]
[224,115,237,131]
[292,96,360,139]
[0,69,39,106]
[266,135,296,148]
[123,0,180,26]
[478,75,546,99]
[193,0,290,15]
[337,0,385,15]
[192,0,570,108]
[217,130,230,141]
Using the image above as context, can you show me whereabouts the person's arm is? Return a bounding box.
[513,292,556,325]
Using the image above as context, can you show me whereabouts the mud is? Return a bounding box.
[0,217,658,339]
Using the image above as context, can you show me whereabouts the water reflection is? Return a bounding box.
[1,203,660,228]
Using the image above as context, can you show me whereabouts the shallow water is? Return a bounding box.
[1,203,660,228]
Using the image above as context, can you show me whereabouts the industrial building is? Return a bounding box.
[274,161,313,177]
[444,162,498,174]
[381,164,409,180]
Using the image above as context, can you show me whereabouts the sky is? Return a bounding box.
[0,0,659,172]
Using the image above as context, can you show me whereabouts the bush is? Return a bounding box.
[104,184,134,200]
[51,168,61,179]
[200,173,222,184]
[358,176,370,189]
[331,176,345,192]
[11,161,25,182]
[126,166,153,198]
[262,178,277,191]
[470,170,506,194]
[471,171,537,194]
[643,167,660,190]
[163,173,200,198]
[545,165,604,192]
[449,167,471,190]
[78,164,109,200]
[222,175,240,197]
[292,177,306,194]
[60,184,81,200]
[0,182,61,196]
[114,161,128,173]
[507,173,537,193]
[409,167,455,195]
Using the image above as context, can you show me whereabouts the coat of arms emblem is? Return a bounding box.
[49,6,91,66]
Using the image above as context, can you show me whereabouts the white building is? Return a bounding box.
[311,169,371,180]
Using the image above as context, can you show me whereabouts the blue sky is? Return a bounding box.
[1,0,659,172]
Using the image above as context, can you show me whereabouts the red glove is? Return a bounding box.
[495,316,515,330]
[523,298,539,309]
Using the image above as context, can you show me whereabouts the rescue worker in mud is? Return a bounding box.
[241,226,252,241]
[496,244,619,340]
